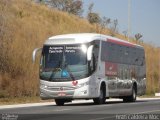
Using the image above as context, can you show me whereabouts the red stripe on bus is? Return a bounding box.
[107,39,135,47]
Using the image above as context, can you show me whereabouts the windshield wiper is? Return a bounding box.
[48,61,62,81]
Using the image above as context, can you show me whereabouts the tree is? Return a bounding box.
[48,0,83,16]
[66,0,83,16]
[110,19,118,36]
[112,19,118,32]
[48,0,67,10]
[123,30,128,38]
[88,2,94,14]
[135,33,142,41]
[100,16,111,29]
[87,13,100,24]
[87,3,100,24]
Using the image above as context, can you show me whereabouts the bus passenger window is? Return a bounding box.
[89,43,99,74]
[91,53,96,72]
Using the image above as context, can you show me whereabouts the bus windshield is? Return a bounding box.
[40,44,89,81]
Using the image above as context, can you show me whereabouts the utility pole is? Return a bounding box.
[155,47,160,96]
[128,0,131,42]
[158,47,160,96]
[159,48,160,93]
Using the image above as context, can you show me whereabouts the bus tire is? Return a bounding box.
[123,85,137,102]
[93,85,106,104]
[55,99,65,106]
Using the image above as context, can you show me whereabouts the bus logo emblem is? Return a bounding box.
[60,87,63,91]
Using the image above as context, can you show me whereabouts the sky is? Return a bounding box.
[82,0,160,47]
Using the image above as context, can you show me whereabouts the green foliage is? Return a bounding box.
[48,0,83,16]
[87,12,101,24]
[100,16,111,29]
[135,33,143,44]
[87,3,100,24]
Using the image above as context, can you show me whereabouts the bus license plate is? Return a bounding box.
[58,92,66,96]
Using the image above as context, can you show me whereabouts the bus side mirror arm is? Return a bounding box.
[32,48,42,63]
[87,45,94,61]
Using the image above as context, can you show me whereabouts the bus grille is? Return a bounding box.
[47,86,75,91]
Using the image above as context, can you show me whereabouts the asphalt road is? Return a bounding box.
[0,98,160,120]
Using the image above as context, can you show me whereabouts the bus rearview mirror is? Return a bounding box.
[87,45,94,61]
[32,48,42,63]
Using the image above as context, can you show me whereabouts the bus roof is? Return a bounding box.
[44,33,143,48]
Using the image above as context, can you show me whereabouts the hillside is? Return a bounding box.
[0,0,159,102]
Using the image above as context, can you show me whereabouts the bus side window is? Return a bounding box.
[119,68,123,80]
[90,41,100,73]
[108,43,112,62]
[140,50,145,66]
[92,53,96,72]
[119,46,123,64]
[89,53,95,73]
[133,50,137,65]
[122,46,126,64]
[141,56,145,66]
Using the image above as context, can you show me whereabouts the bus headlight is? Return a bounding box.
[78,81,89,88]
[40,84,48,89]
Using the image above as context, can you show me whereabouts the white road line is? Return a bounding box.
[54,109,72,112]
[89,116,115,120]
[136,109,160,114]
[137,97,160,100]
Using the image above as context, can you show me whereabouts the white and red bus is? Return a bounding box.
[32,33,146,105]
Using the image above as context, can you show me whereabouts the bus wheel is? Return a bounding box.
[93,86,106,104]
[55,99,65,106]
[123,86,137,102]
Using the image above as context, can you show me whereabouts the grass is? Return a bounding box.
[0,96,54,105]
[0,0,159,104]
[0,96,40,105]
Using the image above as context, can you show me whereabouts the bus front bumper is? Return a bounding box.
[40,86,90,100]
